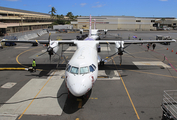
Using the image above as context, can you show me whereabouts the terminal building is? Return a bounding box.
[1,6,177,35]
[72,16,177,31]
[0,6,56,35]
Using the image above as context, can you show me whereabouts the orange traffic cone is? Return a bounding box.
[167,48,168,50]
[172,49,173,52]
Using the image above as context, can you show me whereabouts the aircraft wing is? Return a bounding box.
[1,39,76,44]
[1,39,49,44]
[1,39,176,45]
[98,39,176,44]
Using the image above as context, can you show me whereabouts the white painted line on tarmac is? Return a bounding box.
[0,70,67,116]
[1,82,16,89]
[133,61,171,68]
[101,47,111,51]
[0,114,18,120]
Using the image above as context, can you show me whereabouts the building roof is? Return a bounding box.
[0,6,50,16]
[77,16,176,20]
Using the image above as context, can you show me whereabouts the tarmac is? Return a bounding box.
[0,30,177,120]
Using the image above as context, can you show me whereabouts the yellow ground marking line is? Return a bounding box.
[16,47,40,68]
[18,55,67,119]
[112,58,140,119]
[0,68,26,70]
[18,70,56,119]
[77,98,82,108]
[89,97,98,100]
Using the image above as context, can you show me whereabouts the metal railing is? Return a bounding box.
[162,90,177,119]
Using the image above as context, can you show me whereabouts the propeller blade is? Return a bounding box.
[36,51,47,57]
[120,55,122,65]
[49,54,51,63]
[35,40,40,45]
[123,44,132,49]
[105,52,118,60]
[48,33,51,46]
[53,51,59,56]
[48,33,51,41]
[124,50,135,58]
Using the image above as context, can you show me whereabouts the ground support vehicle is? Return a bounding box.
[156,35,171,45]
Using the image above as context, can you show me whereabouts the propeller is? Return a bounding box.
[105,41,134,65]
[36,33,58,63]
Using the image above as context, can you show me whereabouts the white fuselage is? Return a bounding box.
[65,41,99,96]
[90,29,100,40]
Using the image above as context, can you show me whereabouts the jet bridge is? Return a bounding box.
[161,90,177,120]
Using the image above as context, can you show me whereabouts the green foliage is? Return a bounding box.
[49,7,57,16]
[49,8,79,25]
[66,12,74,19]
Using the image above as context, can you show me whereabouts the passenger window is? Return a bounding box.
[66,65,71,72]
[92,64,96,69]
[80,66,89,74]
[70,66,79,74]
[89,65,95,72]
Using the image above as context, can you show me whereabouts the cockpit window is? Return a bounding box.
[70,66,79,74]
[89,65,95,72]
[66,65,71,72]
[80,66,89,74]
[92,64,96,69]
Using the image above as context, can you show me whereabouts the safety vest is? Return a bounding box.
[32,61,36,67]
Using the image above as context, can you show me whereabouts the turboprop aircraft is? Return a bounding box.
[1,15,176,97]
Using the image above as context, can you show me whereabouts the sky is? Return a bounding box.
[0,0,177,18]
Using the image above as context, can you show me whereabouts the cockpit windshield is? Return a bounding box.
[70,66,79,74]
[66,64,96,75]
[80,66,89,74]
[89,65,95,72]
[66,65,71,72]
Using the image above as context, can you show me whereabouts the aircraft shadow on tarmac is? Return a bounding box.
[0,63,164,77]
[0,64,66,77]
[57,81,92,114]
[98,64,164,70]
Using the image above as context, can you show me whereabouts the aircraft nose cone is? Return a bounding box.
[70,84,87,97]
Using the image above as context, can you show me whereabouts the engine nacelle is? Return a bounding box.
[49,41,59,55]
[115,41,124,49]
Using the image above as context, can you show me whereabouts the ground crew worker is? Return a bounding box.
[147,43,150,51]
[32,59,36,72]
[152,43,156,50]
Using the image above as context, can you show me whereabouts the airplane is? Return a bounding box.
[1,15,176,97]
